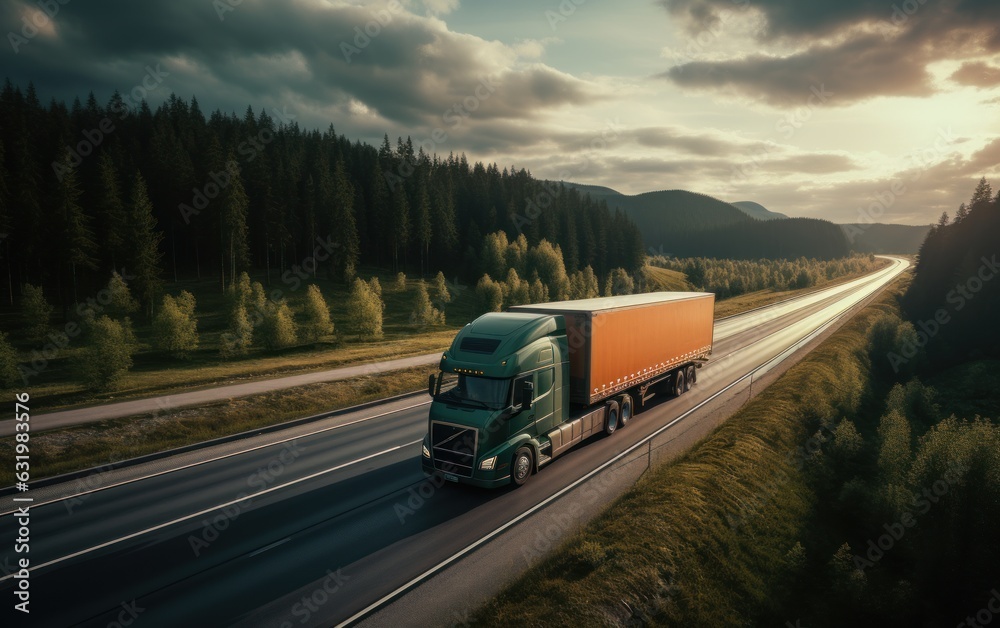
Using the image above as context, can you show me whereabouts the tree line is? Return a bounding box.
[0,80,644,320]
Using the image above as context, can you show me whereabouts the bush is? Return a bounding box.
[433,271,452,304]
[153,291,199,358]
[476,274,503,313]
[301,284,334,342]
[76,315,135,391]
[411,281,445,327]
[0,332,20,388]
[348,277,384,339]
[260,302,298,350]
[105,271,140,320]
[605,267,635,296]
[393,272,407,291]
[221,304,253,357]
[20,284,53,343]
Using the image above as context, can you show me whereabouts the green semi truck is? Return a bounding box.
[421,292,715,488]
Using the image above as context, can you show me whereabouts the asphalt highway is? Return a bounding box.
[0,257,909,627]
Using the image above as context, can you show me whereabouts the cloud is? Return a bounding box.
[951,61,1000,87]
[658,0,1000,106]
[1,0,596,134]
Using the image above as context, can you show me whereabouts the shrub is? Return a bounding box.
[411,281,445,327]
[153,292,199,358]
[301,284,334,342]
[76,315,135,391]
[476,274,503,313]
[348,278,384,339]
[260,302,298,349]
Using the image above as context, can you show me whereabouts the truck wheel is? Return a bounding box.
[685,366,696,390]
[604,400,620,435]
[617,394,633,428]
[512,446,533,486]
[674,370,686,397]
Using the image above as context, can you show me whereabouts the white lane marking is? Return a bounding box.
[336,259,907,627]
[0,440,422,583]
[0,401,430,516]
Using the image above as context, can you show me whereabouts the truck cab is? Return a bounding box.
[421,312,569,488]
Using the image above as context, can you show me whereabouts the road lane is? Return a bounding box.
[0,257,909,627]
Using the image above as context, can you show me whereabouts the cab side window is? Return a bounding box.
[512,374,531,407]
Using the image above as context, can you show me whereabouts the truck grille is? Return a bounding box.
[431,421,477,477]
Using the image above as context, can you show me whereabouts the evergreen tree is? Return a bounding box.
[410,280,445,327]
[20,284,52,343]
[220,156,250,285]
[127,172,164,317]
[332,157,359,281]
[348,277,383,339]
[302,284,335,342]
[96,153,127,272]
[432,271,451,304]
[0,331,19,388]
[54,148,98,303]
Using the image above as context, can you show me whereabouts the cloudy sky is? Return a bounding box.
[4,0,1000,224]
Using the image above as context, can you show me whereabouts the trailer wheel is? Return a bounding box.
[674,369,686,397]
[685,365,696,390]
[511,446,533,487]
[604,400,620,435]
[617,394,633,428]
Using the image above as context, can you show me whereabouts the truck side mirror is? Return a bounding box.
[428,374,436,397]
[521,380,534,411]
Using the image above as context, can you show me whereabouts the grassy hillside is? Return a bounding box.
[842,223,930,254]
[640,266,693,292]
[473,275,1000,626]
[732,200,788,221]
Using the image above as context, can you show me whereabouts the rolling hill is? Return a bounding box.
[731,201,788,221]
[841,223,931,254]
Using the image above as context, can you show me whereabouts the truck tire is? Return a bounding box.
[604,399,620,435]
[616,394,633,428]
[674,369,686,397]
[685,365,696,390]
[512,446,533,486]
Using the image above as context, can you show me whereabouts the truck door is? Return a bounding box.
[509,372,536,438]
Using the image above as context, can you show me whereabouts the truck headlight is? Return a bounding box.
[480,456,497,471]
[422,444,431,458]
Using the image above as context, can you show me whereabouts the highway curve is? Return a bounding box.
[0,257,909,627]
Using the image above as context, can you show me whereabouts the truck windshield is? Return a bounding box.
[437,373,509,410]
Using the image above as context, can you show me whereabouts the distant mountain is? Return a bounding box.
[561,182,849,259]
[841,223,931,254]
[731,201,788,221]
[559,183,753,250]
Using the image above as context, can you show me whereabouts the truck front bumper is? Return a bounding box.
[421,460,511,489]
